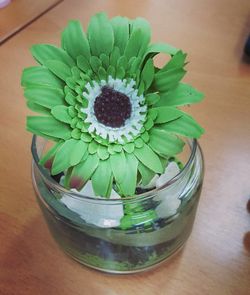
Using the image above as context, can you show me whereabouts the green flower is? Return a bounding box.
[21,12,204,198]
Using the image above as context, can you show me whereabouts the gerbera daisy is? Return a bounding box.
[22,12,204,197]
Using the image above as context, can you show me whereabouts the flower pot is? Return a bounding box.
[31,135,204,274]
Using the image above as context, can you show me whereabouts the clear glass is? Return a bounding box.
[31,136,204,274]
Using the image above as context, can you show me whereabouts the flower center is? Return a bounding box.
[81,77,147,143]
[93,86,132,128]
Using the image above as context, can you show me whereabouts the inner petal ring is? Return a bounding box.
[81,76,147,144]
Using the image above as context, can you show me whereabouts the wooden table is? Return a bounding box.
[0,0,62,44]
[0,0,250,294]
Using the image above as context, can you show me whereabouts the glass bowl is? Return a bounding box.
[31,135,204,274]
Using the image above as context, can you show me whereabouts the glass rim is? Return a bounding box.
[31,135,198,202]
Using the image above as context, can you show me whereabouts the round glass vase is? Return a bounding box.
[31,136,204,274]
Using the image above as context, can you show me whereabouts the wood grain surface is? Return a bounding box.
[0,0,250,294]
[0,0,63,44]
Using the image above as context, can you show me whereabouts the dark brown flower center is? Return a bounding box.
[94,86,132,128]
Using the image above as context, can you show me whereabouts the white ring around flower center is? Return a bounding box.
[81,76,147,144]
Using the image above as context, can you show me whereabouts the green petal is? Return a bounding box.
[107,65,115,77]
[159,156,168,169]
[71,128,81,139]
[106,174,114,199]
[133,144,163,173]
[39,141,63,166]
[100,53,109,69]
[81,132,92,142]
[111,16,129,54]
[110,150,126,184]
[80,72,92,84]
[50,141,70,174]
[21,66,63,88]
[152,106,183,124]
[88,140,98,154]
[128,56,136,69]
[145,93,160,106]
[141,131,150,142]
[75,85,84,95]
[137,80,144,95]
[159,114,204,138]
[66,77,77,90]
[153,68,186,92]
[119,153,138,196]
[128,57,141,75]
[92,160,112,197]
[64,85,72,95]
[71,153,99,184]
[135,138,144,148]
[72,119,83,130]
[123,142,135,153]
[124,28,149,60]
[51,105,72,124]
[77,55,92,72]
[117,55,128,70]
[161,50,187,71]
[112,144,122,153]
[148,108,158,121]
[90,56,102,73]
[24,86,65,109]
[130,17,151,57]
[63,167,73,189]
[116,67,125,79]
[98,67,107,80]
[131,17,151,38]
[144,117,154,130]
[97,145,109,160]
[140,58,154,90]
[31,44,75,67]
[26,101,51,115]
[93,135,108,146]
[110,46,120,68]
[138,162,155,186]
[76,120,84,129]
[81,123,90,132]
[51,139,87,175]
[77,76,87,87]
[65,91,77,106]
[68,106,77,117]
[82,150,89,162]
[148,128,184,156]
[73,102,80,112]
[107,144,121,154]
[107,145,116,155]
[61,20,90,60]
[143,43,178,61]
[27,116,71,140]
[71,66,81,79]
[70,140,88,166]
[155,83,204,107]
[44,60,71,81]
[70,117,78,128]
[87,12,114,56]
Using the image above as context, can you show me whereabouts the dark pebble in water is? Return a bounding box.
[51,172,64,183]
[135,187,152,194]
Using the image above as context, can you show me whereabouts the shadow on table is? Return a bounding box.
[235,13,250,64]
